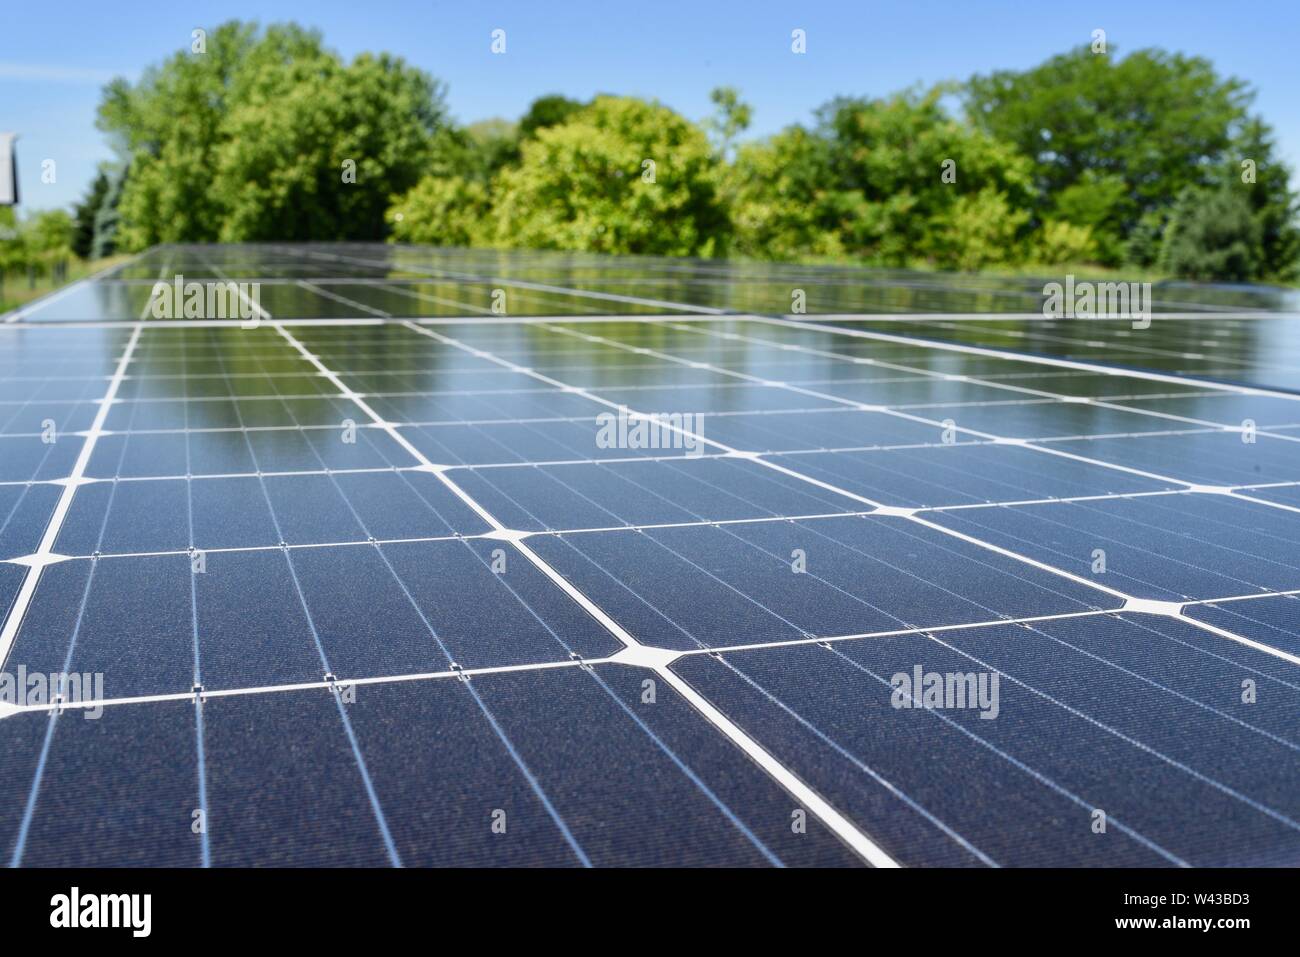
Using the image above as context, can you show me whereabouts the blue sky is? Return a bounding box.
[4,0,1299,212]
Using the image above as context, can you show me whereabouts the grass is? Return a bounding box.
[0,255,133,315]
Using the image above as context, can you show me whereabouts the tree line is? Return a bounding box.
[17,20,1300,283]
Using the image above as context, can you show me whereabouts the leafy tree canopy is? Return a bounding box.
[0,208,75,275]
[966,46,1299,275]
[387,175,491,247]
[488,95,729,256]
[71,168,110,260]
[463,119,521,178]
[518,95,585,139]
[76,24,1296,283]
[706,86,753,159]
[97,21,449,248]
[729,88,1035,269]
[1159,186,1262,281]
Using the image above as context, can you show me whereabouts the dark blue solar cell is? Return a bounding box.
[682,627,1300,867]
[1046,432,1300,486]
[1185,595,1300,658]
[339,677,587,866]
[50,480,112,557]
[528,515,1108,650]
[3,560,92,677]
[86,432,190,479]
[450,456,855,531]
[0,710,50,864]
[927,494,1300,601]
[0,435,82,482]
[6,555,194,700]
[890,617,1300,865]
[1024,612,1300,746]
[1237,483,1300,509]
[587,664,863,866]
[195,549,323,690]
[328,470,490,539]
[203,689,394,866]
[282,545,447,678]
[701,408,939,451]
[444,665,852,866]
[0,564,24,633]
[778,443,1174,508]
[671,646,993,867]
[0,482,61,561]
[245,426,411,472]
[260,474,366,543]
[190,476,280,549]
[917,401,1177,439]
[12,700,201,866]
[0,402,99,436]
[357,538,622,668]
[56,477,189,556]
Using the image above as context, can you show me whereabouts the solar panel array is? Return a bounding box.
[1,243,1299,867]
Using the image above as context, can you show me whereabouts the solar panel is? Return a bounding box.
[2,243,1300,868]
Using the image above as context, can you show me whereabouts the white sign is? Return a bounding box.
[0,133,17,205]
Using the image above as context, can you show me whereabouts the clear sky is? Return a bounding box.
[4,0,1298,212]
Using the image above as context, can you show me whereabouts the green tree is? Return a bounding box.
[387,176,492,247]
[97,20,260,247]
[518,95,584,139]
[966,47,1299,275]
[926,187,1029,271]
[1048,171,1128,265]
[1122,210,1166,269]
[463,119,521,178]
[24,209,75,254]
[1159,187,1262,281]
[91,162,128,259]
[1030,220,1097,266]
[488,96,729,256]
[97,21,448,246]
[820,88,1034,265]
[729,87,1034,267]
[728,127,847,260]
[1227,117,1300,280]
[0,207,26,275]
[71,168,110,259]
[706,86,753,159]
[214,45,444,241]
[0,209,75,280]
